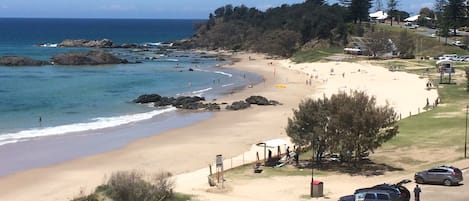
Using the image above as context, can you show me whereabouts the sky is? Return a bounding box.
[0,0,433,19]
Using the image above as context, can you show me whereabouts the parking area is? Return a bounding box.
[419,169,468,201]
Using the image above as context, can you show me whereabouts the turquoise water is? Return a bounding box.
[0,18,261,146]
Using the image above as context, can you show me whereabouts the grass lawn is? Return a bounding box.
[368,58,469,170]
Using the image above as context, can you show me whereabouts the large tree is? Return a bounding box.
[387,0,399,26]
[286,91,398,162]
[365,28,394,58]
[349,0,373,24]
[444,0,466,36]
[396,29,416,59]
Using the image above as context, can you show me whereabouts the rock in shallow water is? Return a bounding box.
[51,51,128,65]
[0,56,50,66]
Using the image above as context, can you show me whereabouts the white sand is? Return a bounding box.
[172,57,439,201]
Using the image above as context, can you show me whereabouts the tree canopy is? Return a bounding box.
[187,1,352,57]
[286,91,399,162]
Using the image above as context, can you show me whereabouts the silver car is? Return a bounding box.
[414,165,463,186]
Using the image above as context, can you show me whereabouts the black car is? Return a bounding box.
[339,179,411,201]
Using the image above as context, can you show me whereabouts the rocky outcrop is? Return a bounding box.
[58,39,114,48]
[0,56,50,66]
[133,94,278,112]
[133,94,162,104]
[226,101,251,110]
[245,96,270,105]
[51,51,128,65]
[133,94,218,111]
[56,39,146,49]
[245,95,281,106]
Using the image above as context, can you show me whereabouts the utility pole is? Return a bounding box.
[465,105,468,158]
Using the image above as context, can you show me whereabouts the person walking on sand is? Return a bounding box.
[414,184,421,201]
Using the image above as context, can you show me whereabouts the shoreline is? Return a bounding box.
[0,52,313,201]
[0,51,264,176]
[0,52,439,201]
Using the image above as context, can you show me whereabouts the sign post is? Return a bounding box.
[216,154,224,188]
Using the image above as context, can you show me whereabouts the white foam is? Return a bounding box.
[0,107,177,146]
[192,87,212,96]
[222,83,234,87]
[40,43,58,47]
[213,71,233,77]
[192,68,233,77]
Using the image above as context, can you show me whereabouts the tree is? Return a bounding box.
[396,30,415,59]
[387,0,398,26]
[350,0,373,24]
[393,10,410,22]
[365,29,394,58]
[418,7,435,28]
[286,91,398,162]
[439,13,451,43]
[434,0,448,14]
[444,0,465,36]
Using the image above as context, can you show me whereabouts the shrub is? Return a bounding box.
[106,171,174,201]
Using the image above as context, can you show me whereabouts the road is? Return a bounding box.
[418,169,468,201]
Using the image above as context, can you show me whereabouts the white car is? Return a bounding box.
[451,41,465,46]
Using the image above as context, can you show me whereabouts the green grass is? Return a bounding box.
[291,47,343,63]
[382,77,469,151]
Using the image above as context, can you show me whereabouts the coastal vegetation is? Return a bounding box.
[71,171,190,201]
[286,90,398,163]
[186,0,350,57]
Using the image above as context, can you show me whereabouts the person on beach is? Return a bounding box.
[294,147,300,165]
[286,146,290,160]
[38,116,42,125]
[414,184,421,201]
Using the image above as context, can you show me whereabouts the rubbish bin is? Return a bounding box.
[311,180,323,197]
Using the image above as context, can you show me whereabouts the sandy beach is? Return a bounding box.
[0,53,439,201]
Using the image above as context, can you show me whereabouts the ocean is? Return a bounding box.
[0,18,261,175]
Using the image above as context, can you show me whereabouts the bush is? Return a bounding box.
[70,194,101,201]
[106,171,174,201]
[71,171,181,201]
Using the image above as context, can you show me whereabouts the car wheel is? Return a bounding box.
[415,177,424,184]
[443,179,452,186]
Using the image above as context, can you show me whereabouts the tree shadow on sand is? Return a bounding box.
[294,159,404,176]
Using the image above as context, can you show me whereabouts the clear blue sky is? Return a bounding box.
[0,0,432,19]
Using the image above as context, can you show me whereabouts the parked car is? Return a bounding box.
[414,165,463,186]
[339,179,411,201]
[404,22,419,29]
[451,41,465,47]
[354,190,393,201]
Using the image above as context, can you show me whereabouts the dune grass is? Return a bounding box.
[291,47,343,63]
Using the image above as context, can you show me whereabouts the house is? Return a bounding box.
[369,11,388,23]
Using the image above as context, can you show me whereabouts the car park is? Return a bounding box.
[414,165,463,186]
